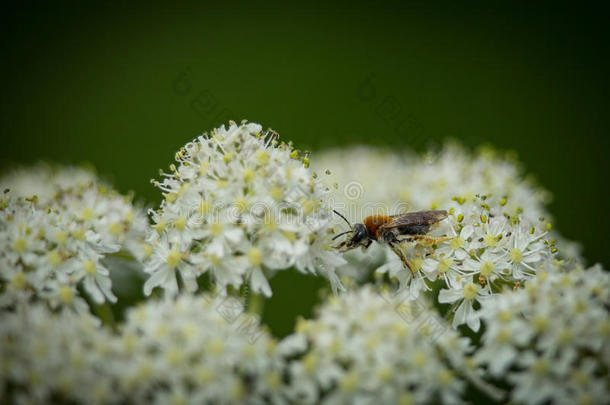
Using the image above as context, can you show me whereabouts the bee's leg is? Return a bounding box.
[388,242,415,275]
[399,235,453,246]
[360,239,372,252]
[332,241,344,249]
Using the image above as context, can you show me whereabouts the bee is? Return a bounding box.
[332,209,452,274]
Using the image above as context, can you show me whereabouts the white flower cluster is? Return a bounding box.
[0,304,119,404]
[475,265,610,405]
[0,162,99,204]
[0,180,147,312]
[115,294,284,404]
[144,121,345,297]
[378,195,557,331]
[278,286,474,405]
[1,127,607,405]
[0,294,285,405]
[315,145,580,283]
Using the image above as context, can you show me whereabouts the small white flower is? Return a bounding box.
[438,281,491,332]
[0,170,146,311]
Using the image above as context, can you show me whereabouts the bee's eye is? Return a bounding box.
[351,224,367,243]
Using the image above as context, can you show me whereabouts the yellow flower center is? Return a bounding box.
[13,237,27,253]
[83,260,96,275]
[281,230,297,242]
[339,371,359,393]
[437,369,453,386]
[437,257,453,273]
[59,286,74,304]
[81,207,94,221]
[480,261,494,276]
[247,247,263,266]
[208,254,222,265]
[510,248,523,263]
[153,220,166,235]
[141,244,153,259]
[303,353,317,374]
[234,197,249,213]
[210,222,223,236]
[108,222,122,237]
[72,228,86,241]
[173,216,187,230]
[256,150,270,164]
[199,161,210,175]
[450,237,464,250]
[463,282,478,300]
[198,200,212,215]
[484,233,497,247]
[10,272,27,289]
[498,310,513,322]
[166,249,182,268]
[243,168,255,183]
[398,393,414,405]
[532,358,549,376]
[496,328,511,343]
[270,186,284,201]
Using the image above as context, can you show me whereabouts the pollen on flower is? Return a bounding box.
[234,197,249,213]
[13,237,27,253]
[437,369,454,387]
[59,285,74,304]
[108,222,122,237]
[81,207,95,221]
[83,260,96,275]
[484,233,497,247]
[450,236,464,250]
[509,248,523,263]
[339,371,359,393]
[437,257,453,273]
[532,358,549,376]
[166,249,182,268]
[242,168,255,183]
[480,260,494,276]
[256,149,270,164]
[248,247,263,266]
[532,315,549,332]
[209,221,223,236]
[270,186,284,201]
[10,272,27,289]
[173,216,187,230]
[198,199,212,215]
[463,282,478,300]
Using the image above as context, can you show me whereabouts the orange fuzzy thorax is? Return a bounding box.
[363,215,393,240]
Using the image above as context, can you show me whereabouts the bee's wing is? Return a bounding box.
[380,210,448,230]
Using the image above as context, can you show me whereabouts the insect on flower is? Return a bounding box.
[332,209,452,274]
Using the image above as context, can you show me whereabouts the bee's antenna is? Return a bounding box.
[332,210,352,228]
[332,230,352,241]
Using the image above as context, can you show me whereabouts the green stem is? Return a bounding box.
[247,292,265,316]
[93,301,117,331]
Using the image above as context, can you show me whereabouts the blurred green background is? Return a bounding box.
[2,1,609,336]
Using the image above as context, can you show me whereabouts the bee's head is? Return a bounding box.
[349,223,368,245]
[331,210,371,251]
